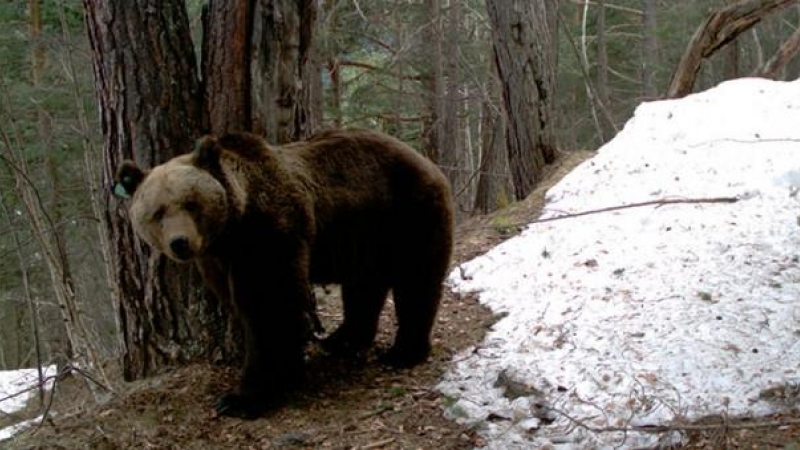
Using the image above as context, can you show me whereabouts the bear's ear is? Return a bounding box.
[193,135,222,171]
[113,161,147,199]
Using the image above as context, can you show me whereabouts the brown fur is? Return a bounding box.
[114,128,454,419]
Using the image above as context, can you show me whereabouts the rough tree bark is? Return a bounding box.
[85,0,318,380]
[486,0,559,201]
[667,0,797,99]
[84,0,214,380]
[473,70,508,215]
[251,0,318,143]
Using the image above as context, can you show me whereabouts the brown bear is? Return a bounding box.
[112,128,454,419]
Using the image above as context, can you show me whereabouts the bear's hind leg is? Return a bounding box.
[383,278,443,367]
[322,281,389,357]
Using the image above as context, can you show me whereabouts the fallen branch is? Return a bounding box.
[547,403,800,435]
[533,196,740,225]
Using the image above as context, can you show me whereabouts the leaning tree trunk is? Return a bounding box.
[84,0,231,380]
[486,0,559,201]
[667,0,797,99]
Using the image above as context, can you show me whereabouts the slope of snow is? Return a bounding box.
[441,78,800,449]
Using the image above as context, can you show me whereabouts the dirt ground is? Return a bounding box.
[6,149,800,449]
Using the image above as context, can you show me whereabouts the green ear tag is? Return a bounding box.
[113,182,131,199]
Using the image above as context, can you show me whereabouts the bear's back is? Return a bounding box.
[280,128,453,285]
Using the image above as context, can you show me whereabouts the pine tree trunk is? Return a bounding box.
[85,0,318,380]
[486,0,558,201]
[84,0,232,380]
[251,0,318,143]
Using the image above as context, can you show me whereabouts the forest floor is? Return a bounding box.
[6,148,800,449]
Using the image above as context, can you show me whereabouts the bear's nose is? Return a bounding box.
[169,236,192,261]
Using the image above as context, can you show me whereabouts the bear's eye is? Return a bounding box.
[184,200,200,214]
[152,207,166,222]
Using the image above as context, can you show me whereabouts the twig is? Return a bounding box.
[361,437,396,449]
[357,403,393,420]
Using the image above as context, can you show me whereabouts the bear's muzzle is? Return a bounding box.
[169,236,193,261]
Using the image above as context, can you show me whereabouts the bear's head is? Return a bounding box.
[112,137,232,262]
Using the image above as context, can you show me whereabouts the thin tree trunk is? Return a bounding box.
[0,192,43,404]
[724,39,740,80]
[595,0,612,140]
[31,0,72,362]
[641,0,659,99]
[441,0,463,212]
[329,58,343,127]
[421,0,444,163]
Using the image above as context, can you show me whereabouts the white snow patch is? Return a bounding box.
[0,365,56,441]
[0,415,43,441]
[441,78,800,449]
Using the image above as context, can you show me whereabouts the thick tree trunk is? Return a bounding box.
[486,0,559,201]
[667,0,797,99]
[84,0,232,380]
[202,0,255,134]
[251,0,318,143]
[85,0,319,380]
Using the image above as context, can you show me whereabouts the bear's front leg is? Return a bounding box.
[215,252,312,419]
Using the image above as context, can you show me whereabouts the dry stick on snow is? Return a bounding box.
[544,402,800,435]
[532,196,740,226]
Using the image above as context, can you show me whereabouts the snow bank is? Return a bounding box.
[441,78,800,449]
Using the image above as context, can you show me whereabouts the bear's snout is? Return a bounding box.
[168,236,193,261]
